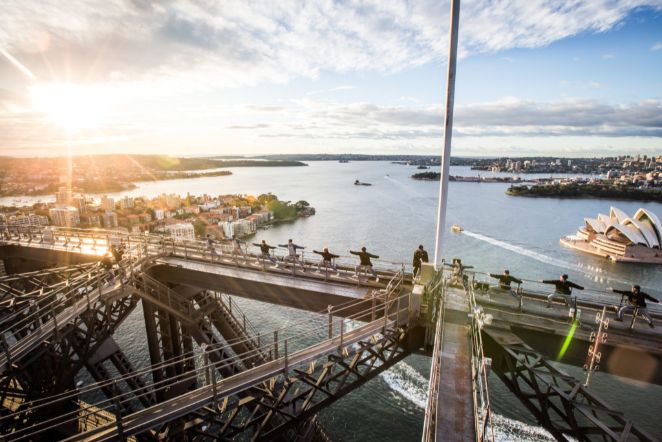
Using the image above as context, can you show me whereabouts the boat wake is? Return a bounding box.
[380,362,558,441]
[462,230,576,269]
[460,229,640,288]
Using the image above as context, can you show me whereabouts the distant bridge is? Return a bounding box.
[0,226,659,441]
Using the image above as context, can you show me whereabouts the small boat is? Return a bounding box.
[451,224,463,233]
[339,159,349,163]
[417,165,429,169]
[354,180,372,186]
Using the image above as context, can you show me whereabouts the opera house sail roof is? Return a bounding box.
[562,207,662,264]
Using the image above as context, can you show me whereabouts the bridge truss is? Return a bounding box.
[484,334,656,442]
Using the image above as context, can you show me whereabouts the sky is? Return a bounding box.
[0,0,661,158]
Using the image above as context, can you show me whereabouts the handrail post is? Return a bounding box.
[210,356,218,409]
[383,296,388,332]
[283,339,288,375]
[396,293,401,326]
[371,291,376,321]
[113,382,125,440]
[339,318,344,350]
[274,330,279,359]
[202,344,210,385]
[327,305,333,339]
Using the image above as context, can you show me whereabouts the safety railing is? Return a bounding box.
[0,254,146,375]
[467,274,495,442]
[421,269,446,442]
[446,268,661,325]
[0,289,413,441]
[2,226,409,287]
[216,293,266,355]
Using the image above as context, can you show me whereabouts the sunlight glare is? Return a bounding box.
[31,83,108,131]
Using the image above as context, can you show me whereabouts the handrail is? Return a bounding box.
[421,271,446,442]
[1,292,412,441]
[467,274,495,442]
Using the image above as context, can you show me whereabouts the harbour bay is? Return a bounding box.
[5,160,658,440]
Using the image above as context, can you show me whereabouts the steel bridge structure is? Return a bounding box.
[0,226,660,441]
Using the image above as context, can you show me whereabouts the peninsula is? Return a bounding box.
[0,155,305,197]
[507,183,662,203]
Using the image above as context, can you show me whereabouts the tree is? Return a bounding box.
[294,200,309,211]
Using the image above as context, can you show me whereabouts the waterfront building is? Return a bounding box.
[101,196,115,211]
[561,207,662,264]
[49,207,80,227]
[120,196,135,209]
[164,222,195,240]
[102,211,118,228]
[55,187,73,205]
[8,213,49,227]
[221,219,256,238]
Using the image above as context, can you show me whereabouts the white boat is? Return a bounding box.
[451,224,463,233]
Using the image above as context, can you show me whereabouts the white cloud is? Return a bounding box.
[602,53,615,59]
[1,0,661,88]
[234,98,662,141]
[652,41,662,50]
[306,85,356,96]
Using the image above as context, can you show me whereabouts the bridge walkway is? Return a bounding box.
[473,283,662,385]
[60,293,415,441]
[0,258,145,374]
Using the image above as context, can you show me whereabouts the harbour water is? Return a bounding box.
[5,161,662,440]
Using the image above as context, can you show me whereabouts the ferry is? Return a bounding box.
[354,180,372,186]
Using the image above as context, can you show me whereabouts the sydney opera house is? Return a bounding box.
[561,207,662,264]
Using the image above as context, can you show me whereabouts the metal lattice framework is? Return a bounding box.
[186,325,410,441]
[486,337,656,442]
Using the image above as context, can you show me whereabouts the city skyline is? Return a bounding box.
[1,1,661,158]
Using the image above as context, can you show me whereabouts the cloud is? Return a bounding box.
[227,123,270,129]
[602,53,615,59]
[246,98,662,140]
[306,85,356,96]
[652,41,662,50]
[1,0,661,89]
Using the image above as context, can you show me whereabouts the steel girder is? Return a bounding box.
[484,334,656,442]
[156,324,412,441]
[0,291,138,439]
[0,263,97,319]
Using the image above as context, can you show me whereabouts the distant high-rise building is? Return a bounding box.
[101,196,115,211]
[120,196,135,209]
[102,211,118,228]
[49,207,80,227]
[55,187,73,205]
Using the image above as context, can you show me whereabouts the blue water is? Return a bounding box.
[7,161,662,439]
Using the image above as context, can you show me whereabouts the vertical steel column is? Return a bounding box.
[434,0,461,267]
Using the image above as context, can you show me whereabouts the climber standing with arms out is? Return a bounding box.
[610,285,658,328]
[350,246,380,282]
[541,274,584,308]
[279,239,306,272]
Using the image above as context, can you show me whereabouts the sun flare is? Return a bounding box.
[31,83,108,131]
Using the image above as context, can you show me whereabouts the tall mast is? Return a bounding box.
[434,0,461,267]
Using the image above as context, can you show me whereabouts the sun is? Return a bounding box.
[31,82,107,131]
